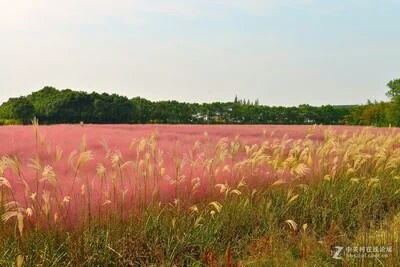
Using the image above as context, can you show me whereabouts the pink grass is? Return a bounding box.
[0,124,396,227]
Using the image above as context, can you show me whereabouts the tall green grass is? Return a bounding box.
[0,176,399,266]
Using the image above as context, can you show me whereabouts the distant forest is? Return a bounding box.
[0,79,399,126]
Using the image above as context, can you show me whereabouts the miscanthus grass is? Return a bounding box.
[0,120,399,266]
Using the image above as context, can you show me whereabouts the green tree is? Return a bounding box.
[386,79,400,99]
[4,97,35,124]
[0,86,355,125]
[386,79,400,125]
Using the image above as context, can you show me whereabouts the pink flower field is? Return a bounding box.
[0,124,384,161]
[0,124,396,228]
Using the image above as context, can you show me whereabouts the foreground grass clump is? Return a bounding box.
[0,121,400,265]
[1,179,399,266]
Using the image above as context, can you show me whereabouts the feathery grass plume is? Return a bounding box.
[28,156,43,173]
[0,177,11,189]
[32,117,39,149]
[68,150,78,168]
[3,155,22,178]
[96,164,106,179]
[3,156,30,194]
[208,201,222,213]
[100,138,111,159]
[138,138,147,154]
[67,150,93,195]
[76,151,94,171]
[79,135,87,152]
[2,202,22,222]
[25,207,33,217]
[2,201,25,236]
[41,191,51,217]
[287,194,299,205]
[17,212,24,236]
[55,145,63,162]
[81,184,86,195]
[194,216,203,228]
[272,179,286,187]
[46,142,52,156]
[285,219,298,232]
[111,150,123,168]
[39,132,46,148]
[129,138,139,153]
[0,158,6,175]
[40,165,57,186]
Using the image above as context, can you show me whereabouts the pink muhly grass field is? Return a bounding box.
[0,124,394,228]
[0,124,380,159]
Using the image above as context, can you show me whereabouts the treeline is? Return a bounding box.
[345,79,400,127]
[0,86,354,125]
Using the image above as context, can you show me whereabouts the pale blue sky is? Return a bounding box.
[1,0,399,106]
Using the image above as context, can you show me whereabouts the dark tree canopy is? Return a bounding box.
[0,86,355,125]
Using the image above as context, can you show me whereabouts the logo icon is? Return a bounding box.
[332,246,344,259]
